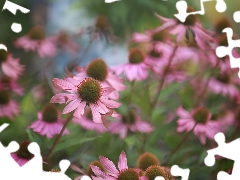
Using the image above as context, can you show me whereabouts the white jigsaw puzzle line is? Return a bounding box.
[2,0,30,14]
[174,0,227,22]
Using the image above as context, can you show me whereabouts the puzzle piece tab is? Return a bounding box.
[171,165,190,180]
[215,28,240,78]
[204,132,240,180]
[175,0,227,23]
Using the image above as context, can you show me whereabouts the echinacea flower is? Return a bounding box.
[208,72,239,98]
[14,26,57,58]
[0,76,24,95]
[29,104,69,138]
[91,151,146,180]
[108,110,154,139]
[74,58,126,100]
[0,48,24,80]
[112,48,149,81]
[154,7,214,49]
[136,152,160,171]
[56,32,80,54]
[50,77,121,125]
[72,107,108,133]
[176,106,221,144]
[0,90,19,120]
[11,140,34,167]
[143,165,171,180]
[132,29,167,44]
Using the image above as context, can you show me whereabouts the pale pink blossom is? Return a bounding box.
[29,112,69,139]
[0,76,24,95]
[14,27,57,58]
[154,9,214,49]
[176,106,221,144]
[0,94,19,120]
[91,151,146,180]
[108,114,154,139]
[50,77,121,124]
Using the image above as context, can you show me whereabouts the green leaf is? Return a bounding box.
[52,136,100,154]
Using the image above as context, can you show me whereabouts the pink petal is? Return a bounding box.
[118,151,128,171]
[62,98,81,114]
[99,156,119,177]
[73,101,86,118]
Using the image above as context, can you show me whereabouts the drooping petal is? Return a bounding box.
[62,98,81,114]
[99,156,119,177]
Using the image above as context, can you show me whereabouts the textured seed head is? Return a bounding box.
[42,104,59,123]
[86,58,108,81]
[16,140,34,160]
[137,152,160,170]
[192,107,210,124]
[129,48,145,64]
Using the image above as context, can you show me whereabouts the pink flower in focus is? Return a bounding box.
[176,106,221,144]
[108,110,154,139]
[50,77,121,125]
[74,58,126,100]
[29,104,69,138]
[0,49,24,80]
[112,48,149,82]
[91,151,145,180]
[14,26,57,58]
[154,7,214,49]
[11,140,34,167]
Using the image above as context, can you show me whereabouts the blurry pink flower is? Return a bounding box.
[74,58,126,100]
[112,48,149,81]
[29,104,69,138]
[57,32,80,54]
[0,49,24,80]
[11,140,34,167]
[208,72,239,98]
[0,90,19,120]
[176,106,221,144]
[154,7,214,49]
[91,151,145,180]
[50,77,121,125]
[72,107,108,133]
[14,26,57,58]
[108,111,154,139]
[132,29,168,43]
[0,76,24,95]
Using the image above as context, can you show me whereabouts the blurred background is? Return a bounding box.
[1,0,240,179]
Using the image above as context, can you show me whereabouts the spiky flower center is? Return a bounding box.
[42,104,59,123]
[149,49,162,58]
[178,7,197,26]
[49,169,61,172]
[137,152,160,170]
[96,16,109,30]
[151,31,164,42]
[215,17,232,34]
[78,78,101,103]
[162,166,174,180]
[129,48,145,64]
[86,58,108,81]
[29,26,45,40]
[0,90,10,105]
[192,107,210,124]
[0,49,8,63]
[144,165,169,180]
[122,110,136,125]
[117,168,139,180]
[16,141,34,160]
[216,73,231,84]
[86,161,105,176]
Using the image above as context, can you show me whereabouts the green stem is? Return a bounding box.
[44,113,73,160]
[164,123,197,165]
[151,45,178,109]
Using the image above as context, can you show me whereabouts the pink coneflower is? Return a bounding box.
[50,77,121,126]
[112,48,149,82]
[0,76,24,95]
[91,151,146,180]
[14,26,57,58]
[154,7,214,49]
[56,32,80,54]
[29,104,69,138]
[208,72,239,98]
[72,107,108,133]
[11,140,34,167]
[74,58,126,100]
[108,110,154,139]
[0,90,19,120]
[0,48,24,80]
[176,106,220,144]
